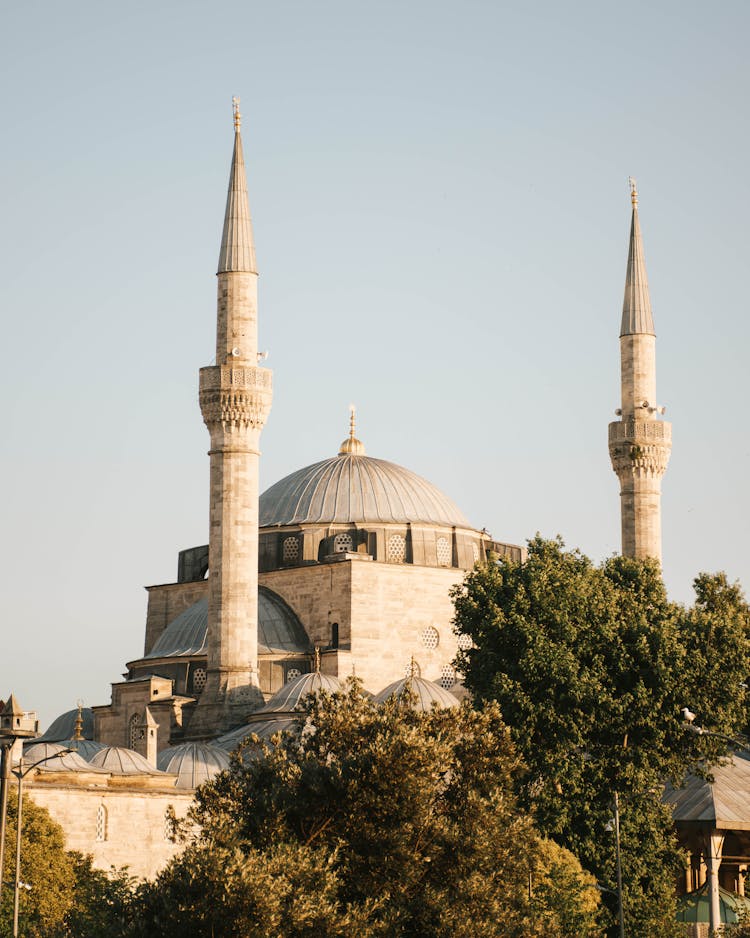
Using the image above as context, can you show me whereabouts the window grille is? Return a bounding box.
[420,626,439,650]
[96,805,107,842]
[128,713,140,750]
[193,668,207,693]
[387,534,406,562]
[438,664,456,689]
[282,536,300,562]
[436,537,451,566]
[333,533,354,553]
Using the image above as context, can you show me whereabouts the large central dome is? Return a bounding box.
[259,450,471,528]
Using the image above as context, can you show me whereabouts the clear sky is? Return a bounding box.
[2,0,748,728]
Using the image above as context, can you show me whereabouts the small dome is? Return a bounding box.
[259,453,470,528]
[23,742,103,773]
[261,671,344,714]
[156,742,230,789]
[374,676,459,711]
[90,746,166,776]
[37,708,94,742]
[146,587,311,660]
[214,717,297,752]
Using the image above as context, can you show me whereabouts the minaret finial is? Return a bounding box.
[232,96,241,131]
[338,404,366,456]
[73,699,84,743]
[314,646,321,673]
[628,176,638,208]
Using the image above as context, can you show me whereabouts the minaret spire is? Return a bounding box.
[608,180,672,564]
[189,99,273,736]
[217,97,257,276]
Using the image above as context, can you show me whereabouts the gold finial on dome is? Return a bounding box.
[232,96,241,131]
[73,699,84,743]
[628,176,638,208]
[338,404,366,456]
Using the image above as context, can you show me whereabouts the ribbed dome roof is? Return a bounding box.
[261,671,344,714]
[157,742,230,789]
[259,452,470,528]
[214,718,298,754]
[23,742,105,773]
[91,746,168,776]
[145,587,310,660]
[374,676,459,711]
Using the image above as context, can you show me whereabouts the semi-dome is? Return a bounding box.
[259,445,471,529]
[145,587,310,660]
[157,742,230,789]
[374,676,459,711]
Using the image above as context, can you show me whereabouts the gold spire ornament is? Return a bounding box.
[73,700,84,743]
[338,404,366,456]
[628,176,638,207]
[232,96,241,131]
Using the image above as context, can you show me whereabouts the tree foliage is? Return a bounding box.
[452,536,750,938]
[128,684,601,937]
[0,794,133,938]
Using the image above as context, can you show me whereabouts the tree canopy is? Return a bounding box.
[128,684,601,938]
[452,535,750,938]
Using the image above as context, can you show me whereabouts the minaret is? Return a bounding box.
[608,179,671,563]
[189,98,273,735]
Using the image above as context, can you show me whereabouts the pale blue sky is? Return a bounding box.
[2,0,748,727]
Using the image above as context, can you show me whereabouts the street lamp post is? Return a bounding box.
[613,792,625,938]
[0,695,38,917]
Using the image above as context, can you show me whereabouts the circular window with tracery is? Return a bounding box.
[286,667,303,683]
[438,664,456,689]
[334,533,354,553]
[404,660,421,679]
[420,626,439,650]
[283,536,300,563]
[436,537,451,567]
[193,667,207,693]
[387,534,406,563]
[457,634,473,652]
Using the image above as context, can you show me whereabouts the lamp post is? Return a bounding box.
[0,695,38,915]
[9,749,74,938]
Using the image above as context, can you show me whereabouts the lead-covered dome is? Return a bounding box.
[259,452,470,528]
[145,587,311,660]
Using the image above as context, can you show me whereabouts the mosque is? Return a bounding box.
[10,100,681,883]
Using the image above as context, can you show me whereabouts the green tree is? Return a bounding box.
[129,684,601,938]
[0,795,77,937]
[452,536,750,937]
[0,793,134,938]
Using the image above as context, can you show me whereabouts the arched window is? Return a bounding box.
[164,806,177,843]
[436,537,451,567]
[192,667,207,694]
[330,622,339,649]
[282,536,300,563]
[387,534,406,563]
[333,533,353,553]
[96,805,108,842]
[128,713,140,750]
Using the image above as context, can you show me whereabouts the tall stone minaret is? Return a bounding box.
[188,98,273,736]
[608,179,672,564]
